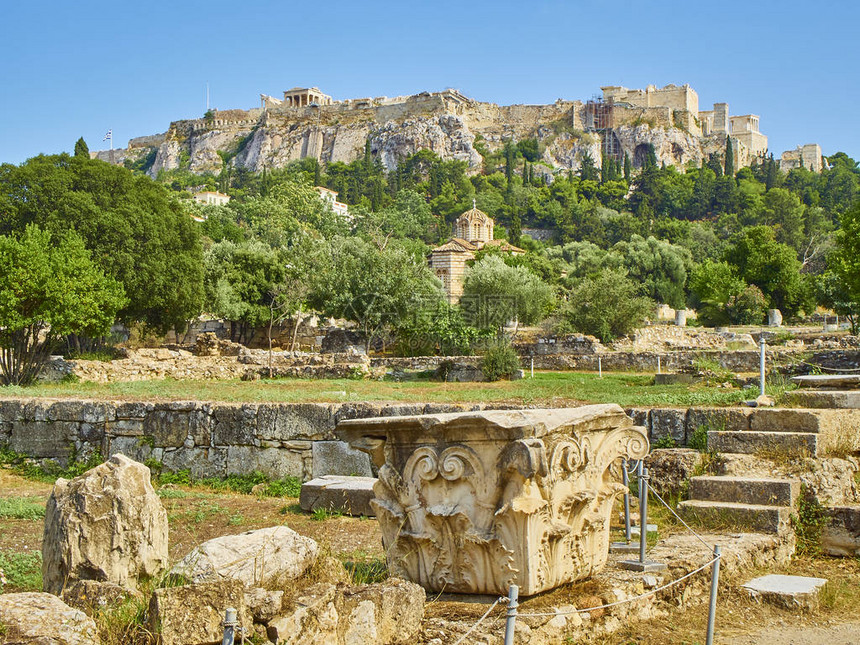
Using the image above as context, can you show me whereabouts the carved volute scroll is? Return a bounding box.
[338,405,649,596]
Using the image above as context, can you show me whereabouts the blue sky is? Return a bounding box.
[1,0,858,165]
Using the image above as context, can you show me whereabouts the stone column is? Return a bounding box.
[675,310,687,327]
[338,405,649,596]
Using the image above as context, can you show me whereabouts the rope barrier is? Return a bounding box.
[649,488,713,551]
[515,554,720,618]
[451,596,506,645]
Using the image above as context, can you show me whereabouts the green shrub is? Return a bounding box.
[480,341,521,381]
[653,434,677,449]
[558,268,652,343]
[687,425,709,452]
[792,485,828,556]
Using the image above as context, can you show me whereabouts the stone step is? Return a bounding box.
[783,390,860,409]
[790,374,860,390]
[707,430,819,456]
[689,475,799,507]
[299,475,376,517]
[678,499,791,534]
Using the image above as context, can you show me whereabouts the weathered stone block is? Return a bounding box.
[339,405,648,596]
[257,403,335,442]
[0,592,100,645]
[61,580,142,617]
[821,505,860,557]
[0,398,25,421]
[266,579,424,645]
[312,440,373,477]
[749,408,840,434]
[380,403,426,417]
[742,574,827,610]
[212,404,257,445]
[78,422,104,444]
[148,580,251,645]
[650,408,687,446]
[9,421,73,459]
[300,476,377,516]
[686,407,752,434]
[42,454,169,594]
[142,410,191,447]
[161,446,227,479]
[114,401,154,419]
[625,408,650,432]
[170,526,318,589]
[106,418,145,436]
[226,445,305,479]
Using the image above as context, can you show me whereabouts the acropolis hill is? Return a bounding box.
[95,83,822,177]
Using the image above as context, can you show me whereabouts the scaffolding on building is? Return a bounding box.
[585,98,623,163]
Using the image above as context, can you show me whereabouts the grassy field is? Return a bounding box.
[0,372,787,408]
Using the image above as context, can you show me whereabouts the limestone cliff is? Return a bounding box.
[95,89,732,180]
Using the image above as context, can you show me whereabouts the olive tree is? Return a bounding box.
[0,226,126,385]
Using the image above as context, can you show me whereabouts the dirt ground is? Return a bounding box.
[2,467,858,644]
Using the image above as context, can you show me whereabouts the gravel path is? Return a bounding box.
[728,621,860,644]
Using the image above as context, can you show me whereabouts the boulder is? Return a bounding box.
[42,453,169,595]
[170,526,318,589]
[266,578,424,645]
[61,579,142,616]
[0,592,100,645]
[245,587,285,622]
[148,579,252,645]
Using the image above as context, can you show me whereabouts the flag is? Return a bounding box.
[103,130,112,141]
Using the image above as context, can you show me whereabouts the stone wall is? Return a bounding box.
[0,399,516,482]
[374,348,805,373]
[47,349,375,384]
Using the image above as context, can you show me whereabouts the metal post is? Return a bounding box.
[657,355,661,374]
[639,466,649,563]
[623,459,631,542]
[530,357,534,379]
[759,335,766,397]
[503,585,519,645]
[598,355,603,378]
[706,545,722,645]
[222,607,237,645]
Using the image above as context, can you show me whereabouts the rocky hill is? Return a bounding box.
[95,88,733,179]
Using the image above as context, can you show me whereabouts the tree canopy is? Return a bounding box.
[0,226,126,384]
[0,154,204,332]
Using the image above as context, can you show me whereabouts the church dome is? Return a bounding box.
[454,200,494,245]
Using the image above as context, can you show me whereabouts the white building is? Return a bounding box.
[192,191,231,206]
[315,186,351,219]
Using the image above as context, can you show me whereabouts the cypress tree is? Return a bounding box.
[724,137,734,177]
[623,154,632,182]
[364,139,372,168]
[523,160,529,186]
[505,142,515,189]
[73,137,89,158]
[509,213,522,247]
[765,153,778,191]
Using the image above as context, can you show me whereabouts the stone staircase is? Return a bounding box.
[704,408,856,457]
[679,475,799,534]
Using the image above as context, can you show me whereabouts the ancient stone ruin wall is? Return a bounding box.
[0,399,518,482]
